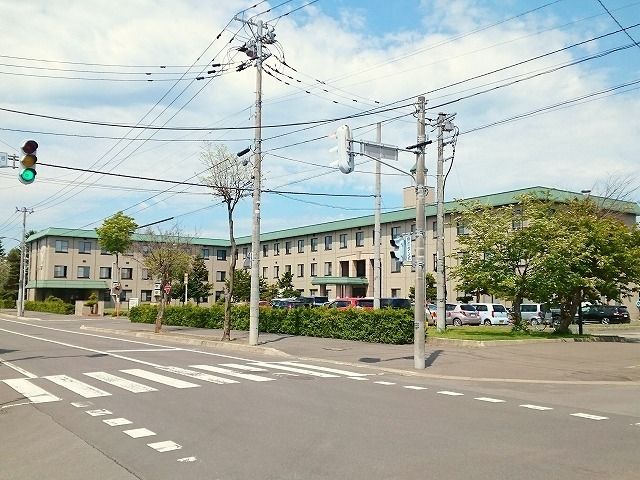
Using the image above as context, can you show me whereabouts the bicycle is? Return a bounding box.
[529,317,558,332]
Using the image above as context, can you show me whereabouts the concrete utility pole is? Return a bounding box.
[373,123,382,310]
[435,113,447,332]
[184,272,189,304]
[16,207,33,317]
[413,97,427,369]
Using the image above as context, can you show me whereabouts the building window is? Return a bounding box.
[215,291,224,302]
[262,244,268,257]
[79,241,91,254]
[201,248,210,259]
[311,238,318,252]
[391,259,401,273]
[200,295,209,303]
[122,290,132,301]
[309,289,318,296]
[55,240,68,253]
[310,263,317,277]
[274,243,280,256]
[324,235,332,250]
[339,234,347,249]
[242,247,248,258]
[216,271,226,282]
[433,253,438,272]
[217,249,227,261]
[411,223,416,233]
[273,265,279,278]
[262,266,268,278]
[297,264,304,277]
[121,268,133,280]
[77,266,90,279]
[297,239,304,253]
[391,226,400,239]
[141,268,150,280]
[391,288,401,298]
[285,241,292,255]
[141,290,152,302]
[324,262,332,276]
[456,222,470,236]
[99,267,112,279]
[356,231,364,247]
[432,221,437,238]
[285,265,292,274]
[54,265,67,278]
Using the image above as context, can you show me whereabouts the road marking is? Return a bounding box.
[438,391,464,396]
[158,366,239,385]
[3,379,61,403]
[249,362,338,378]
[404,386,427,390]
[123,428,156,438]
[85,409,112,416]
[0,356,37,378]
[190,365,274,382]
[280,362,370,377]
[148,440,182,452]
[219,363,267,372]
[84,372,158,393]
[120,369,200,389]
[348,377,368,381]
[520,404,553,411]
[177,456,197,463]
[474,397,505,403]
[106,348,179,353]
[570,413,609,420]
[374,381,396,385]
[71,401,92,408]
[44,375,111,398]
[104,418,133,427]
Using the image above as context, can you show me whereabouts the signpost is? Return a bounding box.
[163,284,172,295]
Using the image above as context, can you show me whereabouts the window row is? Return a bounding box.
[53,265,227,281]
[52,240,228,261]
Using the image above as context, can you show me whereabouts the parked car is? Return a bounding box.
[325,297,373,310]
[519,303,551,325]
[577,305,630,324]
[426,303,437,325]
[271,298,309,309]
[472,303,509,326]
[445,303,480,326]
[298,296,329,307]
[380,298,412,309]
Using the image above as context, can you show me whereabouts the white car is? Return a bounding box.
[472,303,509,326]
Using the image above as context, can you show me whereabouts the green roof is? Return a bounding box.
[25,280,109,289]
[311,276,369,286]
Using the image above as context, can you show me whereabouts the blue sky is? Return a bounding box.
[0,0,639,247]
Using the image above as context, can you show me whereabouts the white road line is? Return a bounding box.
[120,369,200,389]
[3,379,61,403]
[104,418,133,427]
[520,404,553,411]
[158,366,239,385]
[280,362,370,377]
[85,409,112,416]
[570,413,609,421]
[249,362,338,378]
[177,456,197,463]
[123,428,156,438]
[404,386,428,390]
[190,365,274,382]
[219,363,268,372]
[71,401,92,408]
[106,349,179,353]
[347,377,368,381]
[84,372,158,393]
[437,391,464,396]
[0,356,37,378]
[474,397,505,403]
[374,381,396,385]
[148,441,183,452]
[44,375,111,398]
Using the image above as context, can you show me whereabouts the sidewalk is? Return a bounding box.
[3,310,640,384]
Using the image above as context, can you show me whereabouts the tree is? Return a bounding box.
[95,212,137,316]
[277,271,300,298]
[226,269,273,302]
[1,248,21,300]
[200,143,252,341]
[139,226,192,333]
[0,238,5,258]
[188,256,213,304]
[409,272,437,303]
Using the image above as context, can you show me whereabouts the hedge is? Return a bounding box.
[129,304,414,344]
[0,299,16,309]
[24,299,74,315]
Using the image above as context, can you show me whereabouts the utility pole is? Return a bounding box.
[184,272,189,304]
[435,113,447,332]
[373,123,382,310]
[413,97,426,369]
[16,207,33,317]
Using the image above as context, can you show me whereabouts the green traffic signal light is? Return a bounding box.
[19,168,36,184]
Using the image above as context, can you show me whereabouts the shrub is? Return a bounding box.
[129,304,414,344]
[0,299,16,309]
[24,299,74,315]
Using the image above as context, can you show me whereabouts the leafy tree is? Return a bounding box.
[226,269,274,302]
[0,238,5,257]
[188,256,213,304]
[409,272,437,303]
[277,271,300,298]
[1,248,21,300]
[262,281,279,301]
[139,226,192,333]
[200,143,252,341]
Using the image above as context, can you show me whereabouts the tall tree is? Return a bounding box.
[187,256,213,304]
[1,248,21,300]
[277,271,300,298]
[139,226,192,333]
[200,143,252,341]
[0,238,5,258]
[95,212,137,316]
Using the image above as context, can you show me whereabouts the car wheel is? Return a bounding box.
[530,319,539,325]
[601,317,610,325]
[483,319,492,326]
[453,318,463,327]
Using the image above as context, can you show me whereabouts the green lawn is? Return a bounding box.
[427,325,588,341]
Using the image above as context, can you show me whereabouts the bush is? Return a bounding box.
[24,298,74,315]
[128,304,414,344]
[0,299,16,309]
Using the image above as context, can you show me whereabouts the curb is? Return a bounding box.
[426,335,631,348]
[79,325,291,358]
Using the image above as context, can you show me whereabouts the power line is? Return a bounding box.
[596,0,640,52]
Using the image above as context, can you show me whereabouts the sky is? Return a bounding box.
[0,0,639,248]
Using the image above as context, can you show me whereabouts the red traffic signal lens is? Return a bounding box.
[22,140,38,155]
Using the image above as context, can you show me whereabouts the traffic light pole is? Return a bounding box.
[16,207,33,317]
[414,97,426,369]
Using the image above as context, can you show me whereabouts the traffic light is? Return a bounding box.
[390,235,412,265]
[334,125,354,174]
[18,140,38,185]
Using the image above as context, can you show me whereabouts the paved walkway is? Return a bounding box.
[3,310,640,383]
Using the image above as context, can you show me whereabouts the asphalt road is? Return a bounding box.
[2,317,639,480]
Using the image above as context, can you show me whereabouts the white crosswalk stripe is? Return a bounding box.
[219,363,268,372]
[438,391,464,396]
[148,440,182,452]
[123,428,156,438]
[120,369,200,389]
[190,365,274,382]
[3,378,61,403]
[248,362,339,377]
[44,375,111,398]
[570,413,608,421]
[279,362,370,377]
[84,372,158,393]
[520,404,553,411]
[474,397,505,403]
[158,366,239,385]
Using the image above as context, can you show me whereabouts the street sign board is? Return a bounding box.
[636,299,640,308]
[0,152,7,168]
[129,298,139,308]
[163,284,172,294]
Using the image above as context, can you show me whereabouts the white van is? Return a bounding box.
[471,303,510,326]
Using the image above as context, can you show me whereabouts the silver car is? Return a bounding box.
[445,303,480,326]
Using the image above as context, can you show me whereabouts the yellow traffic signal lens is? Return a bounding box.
[21,154,37,168]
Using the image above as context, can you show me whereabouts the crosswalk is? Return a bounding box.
[1,361,370,405]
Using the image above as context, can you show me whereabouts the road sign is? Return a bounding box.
[0,152,7,168]
[163,284,172,294]
[636,299,640,308]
